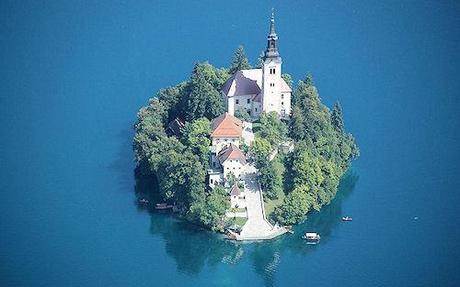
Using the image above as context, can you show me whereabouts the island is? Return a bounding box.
[133,12,359,240]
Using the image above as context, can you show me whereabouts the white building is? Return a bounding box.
[221,12,292,119]
[217,144,246,179]
[209,112,243,168]
[208,113,246,187]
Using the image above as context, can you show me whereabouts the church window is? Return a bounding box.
[281,94,284,99]
[236,99,239,105]
[255,108,258,112]
[247,99,250,104]
[281,101,284,106]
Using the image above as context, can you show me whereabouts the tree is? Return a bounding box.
[188,186,230,231]
[133,98,168,173]
[255,50,265,69]
[331,102,344,133]
[181,118,211,168]
[291,147,324,190]
[186,62,225,121]
[229,46,251,74]
[273,185,315,225]
[234,109,252,122]
[251,137,272,169]
[157,82,189,123]
[259,155,285,199]
[256,112,287,147]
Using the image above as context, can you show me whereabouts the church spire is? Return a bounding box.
[269,9,276,36]
[264,9,280,60]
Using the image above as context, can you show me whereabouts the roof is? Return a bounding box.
[230,184,241,196]
[253,92,262,103]
[217,144,246,165]
[211,113,243,137]
[222,70,261,97]
[167,118,185,137]
[221,68,292,97]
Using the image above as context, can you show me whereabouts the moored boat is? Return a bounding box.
[342,216,353,221]
[302,232,320,244]
[155,203,173,210]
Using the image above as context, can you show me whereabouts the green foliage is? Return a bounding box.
[188,186,230,231]
[255,50,265,69]
[229,46,251,74]
[234,108,252,122]
[185,62,226,121]
[252,113,286,200]
[273,185,315,225]
[181,118,211,168]
[157,82,189,123]
[274,74,359,225]
[331,102,344,133]
[133,98,168,174]
[133,61,233,230]
[251,137,272,167]
[259,155,285,199]
[255,112,287,147]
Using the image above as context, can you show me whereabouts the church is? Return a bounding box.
[221,12,292,119]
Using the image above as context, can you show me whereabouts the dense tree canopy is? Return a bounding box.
[271,75,359,225]
[133,61,230,230]
[185,62,228,121]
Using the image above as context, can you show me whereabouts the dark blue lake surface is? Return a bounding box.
[1,1,460,286]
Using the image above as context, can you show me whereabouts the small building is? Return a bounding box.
[210,112,244,168]
[166,117,185,138]
[207,169,223,189]
[217,143,246,179]
[230,184,242,208]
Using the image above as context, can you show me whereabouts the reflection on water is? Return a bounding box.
[141,171,358,285]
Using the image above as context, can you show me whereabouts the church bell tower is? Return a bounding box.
[262,10,282,114]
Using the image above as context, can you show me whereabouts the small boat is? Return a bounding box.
[138,198,149,204]
[155,203,173,210]
[302,232,320,244]
[342,216,353,221]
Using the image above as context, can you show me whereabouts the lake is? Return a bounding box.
[1,1,459,286]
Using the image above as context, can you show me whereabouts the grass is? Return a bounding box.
[264,195,284,219]
[233,217,248,227]
[232,207,246,213]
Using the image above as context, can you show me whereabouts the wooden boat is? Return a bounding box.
[155,203,173,210]
[342,216,353,221]
[138,198,149,204]
[302,232,320,244]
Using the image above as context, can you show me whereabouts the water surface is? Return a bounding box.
[1,1,460,286]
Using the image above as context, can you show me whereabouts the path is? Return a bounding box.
[232,121,287,240]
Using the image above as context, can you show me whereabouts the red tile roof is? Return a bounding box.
[218,143,246,164]
[211,113,243,137]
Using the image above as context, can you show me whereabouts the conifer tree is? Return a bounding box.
[331,102,344,133]
[229,46,251,74]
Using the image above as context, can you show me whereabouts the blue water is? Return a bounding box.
[1,1,460,286]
